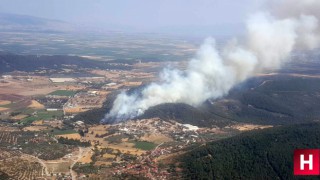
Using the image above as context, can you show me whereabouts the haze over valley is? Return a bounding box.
[0,0,320,179]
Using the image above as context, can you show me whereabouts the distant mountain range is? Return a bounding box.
[0,13,75,32]
[0,13,245,37]
[0,13,151,35]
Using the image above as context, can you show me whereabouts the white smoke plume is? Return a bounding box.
[102,1,320,123]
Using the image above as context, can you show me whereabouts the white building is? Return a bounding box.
[182,124,199,131]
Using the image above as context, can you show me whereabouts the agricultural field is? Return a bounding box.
[0,125,92,179]
[78,149,94,164]
[0,76,60,96]
[56,133,81,140]
[46,161,72,174]
[0,94,31,113]
[0,107,9,112]
[132,141,157,151]
[49,90,77,96]
[28,100,45,109]
[23,125,49,131]
[0,131,18,145]
[0,131,76,160]
[51,129,78,135]
[140,133,173,144]
[20,110,64,124]
[0,155,45,180]
[0,100,11,106]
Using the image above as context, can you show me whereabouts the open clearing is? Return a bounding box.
[23,125,49,131]
[102,153,116,159]
[56,133,81,140]
[11,114,28,120]
[0,107,9,111]
[46,161,72,174]
[140,133,173,144]
[133,141,157,151]
[49,90,77,96]
[78,149,93,164]
[105,143,145,155]
[155,150,187,164]
[0,100,11,105]
[52,129,77,135]
[28,100,45,109]
[21,110,64,124]
[231,124,273,131]
[0,77,59,96]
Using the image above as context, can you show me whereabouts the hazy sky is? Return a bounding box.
[0,0,265,34]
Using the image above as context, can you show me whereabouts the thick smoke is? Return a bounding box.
[102,1,320,123]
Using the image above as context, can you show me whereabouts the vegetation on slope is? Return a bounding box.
[195,76,320,126]
[181,123,320,180]
[72,75,320,128]
[139,103,229,127]
[138,76,320,127]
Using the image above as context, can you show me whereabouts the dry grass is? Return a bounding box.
[78,150,93,164]
[95,161,112,166]
[0,126,19,132]
[28,100,45,109]
[83,125,109,143]
[0,107,9,111]
[231,124,273,131]
[64,85,86,91]
[23,125,49,131]
[98,90,111,95]
[106,143,145,155]
[140,133,173,144]
[102,153,116,159]
[0,100,11,105]
[256,72,320,79]
[46,161,72,173]
[0,77,58,96]
[0,76,88,97]
[155,151,187,164]
[56,133,81,140]
[32,120,44,125]
[123,81,142,86]
[11,114,28,120]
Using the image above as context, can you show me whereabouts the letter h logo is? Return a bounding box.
[294,149,320,175]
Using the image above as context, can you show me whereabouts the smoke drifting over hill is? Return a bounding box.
[102,0,320,123]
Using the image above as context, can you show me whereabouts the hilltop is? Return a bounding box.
[0,13,73,32]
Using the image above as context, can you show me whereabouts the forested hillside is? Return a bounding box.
[181,123,320,180]
[140,103,230,127]
[74,75,320,128]
[137,76,320,127]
